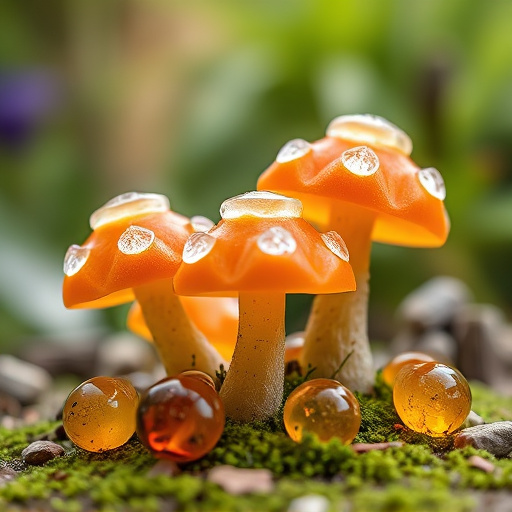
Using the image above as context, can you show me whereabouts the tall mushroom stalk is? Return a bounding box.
[257,114,451,394]
[220,293,285,421]
[134,279,225,377]
[301,206,375,393]
[173,191,356,422]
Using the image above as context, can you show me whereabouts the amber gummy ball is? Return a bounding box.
[382,351,435,387]
[284,378,361,444]
[63,376,139,452]
[393,362,472,437]
[136,375,225,462]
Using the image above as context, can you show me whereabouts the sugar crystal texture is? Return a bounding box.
[182,232,216,264]
[341,146,380,176]
[276,138,312,163]
[321,232,350,261]
[220,191,302,220]
[418,168,446,200]
[257,226,297,256]
[190,215,215,232]
[117,226,155,255]
[327,114,413,156]
[284,378,361,444]
[393,362,471,437]
[90,192,170,230]
[64,244,90,276]
[136,375,225,462]
[63,376,138,452]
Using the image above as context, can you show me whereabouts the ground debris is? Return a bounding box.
[207,465,274,495]
[454,421,512,457]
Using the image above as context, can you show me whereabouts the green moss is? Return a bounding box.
[1,380,512,511]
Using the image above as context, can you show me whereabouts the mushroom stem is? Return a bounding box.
[301,206,375,393]
[220,292,285,422]
[133,279,225,378]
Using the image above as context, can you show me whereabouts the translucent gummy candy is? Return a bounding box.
[418,168,446,200]
[182,233,216,264]
[257,227,297,256]
[321,232,350,261]
[117,226,155,255]
[276,138,312,163]
[341,146,380,176]
[64,245,90,276]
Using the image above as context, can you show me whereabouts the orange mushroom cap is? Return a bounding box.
[257,115,450,248]
[127,296,238,361]
[174,191,356,296]
[63,192,192,309]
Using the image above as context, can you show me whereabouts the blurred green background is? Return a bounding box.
[1,0,512,351]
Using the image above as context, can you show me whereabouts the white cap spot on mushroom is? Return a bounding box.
[117,226,155,255]
[63,244,90,276]
[341,146,380,176]
[182,232,216,264]
[321,232,350,261]
[257,227,297,256]
[220,191,303,220]
[276,138,312,163]
[191,215,215,233]
[327,114,413,156]
[90,192,170,230]
[418,168,446,201]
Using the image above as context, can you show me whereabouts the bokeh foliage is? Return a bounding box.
[0,0,511,348]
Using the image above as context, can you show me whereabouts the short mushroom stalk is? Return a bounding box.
[134,278,225,378]
[301,205,376,393]
[220,292,285,422]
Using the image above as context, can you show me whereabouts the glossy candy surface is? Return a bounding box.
[382,351,435,386]
[136,375,225,462]
[283,378,361,444]
[393,362,471,437]
[63,376,138,452]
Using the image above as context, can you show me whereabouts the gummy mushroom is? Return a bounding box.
[258,114,450,393]
[62,192,225,377]
[173,191,356,422]
[127,296,238,361]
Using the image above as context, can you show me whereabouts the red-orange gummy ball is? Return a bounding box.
[284,378,361,444]
[63,376,138,452]
[393,362,472,437]
[136,375,225,462]
[382,351,435,386]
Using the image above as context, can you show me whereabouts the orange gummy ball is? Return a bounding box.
[283,378,361,444]
[382,352,435,386]
[179,370,217,391]
[63,376,138,452]
[136,375,225,462]
[393,362,472,437]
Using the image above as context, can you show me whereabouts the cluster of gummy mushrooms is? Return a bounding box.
[3,114,512,494]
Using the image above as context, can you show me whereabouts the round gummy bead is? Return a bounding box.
[382,351,435,387]
[179,370,217,391]
[283,378,361,444]
[393,362,472,437]
[136,375,225,462]
[63,376,139,452]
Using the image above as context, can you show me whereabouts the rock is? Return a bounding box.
[21,441,65,466]
[414,330,458,364]
[467,455,495,473]
[351,441,404,453]
[207,465,274,495]
[463,410,485,429]
[20,335,101,378]
[147,459,181,478]
[0,355,52,405]
[454,422,512,457]
[96,333,158,376]
[396,277,472,332]
[453,304,506,384]
[0,466,18,487]
[287,495,330,512]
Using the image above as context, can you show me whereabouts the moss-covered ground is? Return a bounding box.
[1,375,511,511]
